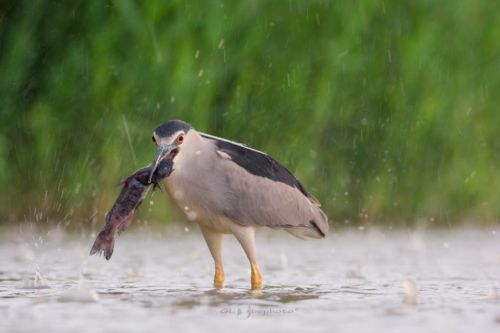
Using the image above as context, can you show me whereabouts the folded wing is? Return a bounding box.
[201,133,328,237]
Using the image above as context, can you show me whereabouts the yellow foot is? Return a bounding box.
[251,284,262,291]
[214,266,225,288]
[250,263,262,290]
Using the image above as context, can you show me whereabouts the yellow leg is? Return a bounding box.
[200,226,225,289]
[214,266,225,288]
[232,225,263,290]
[250,262,262,290]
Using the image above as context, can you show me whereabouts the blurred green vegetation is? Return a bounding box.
[1,0,500,228]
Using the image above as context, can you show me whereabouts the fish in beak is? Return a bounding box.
[90,159,175,260]
[149,143,178,183]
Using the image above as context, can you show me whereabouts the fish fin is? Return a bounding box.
[117,212,134,235]
[117,177,129,186]
[151,183,163,196]
[90,228,115,261]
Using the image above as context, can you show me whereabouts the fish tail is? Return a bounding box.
[89,228,115,261]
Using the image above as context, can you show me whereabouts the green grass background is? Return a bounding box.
[1,1,500,228]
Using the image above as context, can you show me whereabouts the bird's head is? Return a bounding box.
[149,120,193,183]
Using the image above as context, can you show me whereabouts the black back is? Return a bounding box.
[154,120,192,138]
[201,134,311,198]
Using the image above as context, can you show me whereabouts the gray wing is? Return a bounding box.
[200,133,321,206]
[201,133,328,236]
[207,143,329,237]
[220,158,328,236]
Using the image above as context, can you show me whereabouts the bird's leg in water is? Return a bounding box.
[200,227,225,288]
[250,262,262,290]
[214,266,225,289]
[233,226,262,290]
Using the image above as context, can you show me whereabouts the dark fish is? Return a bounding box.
[90,160,174,260]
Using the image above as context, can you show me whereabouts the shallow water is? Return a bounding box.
[1,224,500,332]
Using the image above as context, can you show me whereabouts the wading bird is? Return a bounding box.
[149,120,328,290]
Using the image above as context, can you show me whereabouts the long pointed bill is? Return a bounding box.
[149,143,174,183]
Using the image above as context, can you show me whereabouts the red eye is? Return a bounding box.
[177,134,184,144]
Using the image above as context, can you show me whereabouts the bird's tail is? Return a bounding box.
[89,227,115,261]
[312,207,329,237]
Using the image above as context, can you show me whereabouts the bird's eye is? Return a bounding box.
[177,134,184,144]
[152,136,156,144]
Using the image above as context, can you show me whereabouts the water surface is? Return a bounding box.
[1,224,499,332]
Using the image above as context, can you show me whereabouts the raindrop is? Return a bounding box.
[127,266,139,278]
[403,279,419,305]
[59,279,99,303]
[488,287,499,301]
[187,211,197,220]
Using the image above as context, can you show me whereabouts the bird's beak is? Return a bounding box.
[149,143,175,183]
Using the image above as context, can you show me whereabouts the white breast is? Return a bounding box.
[162,131,237,233]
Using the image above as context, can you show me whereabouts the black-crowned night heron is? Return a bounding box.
[149,120,328,289]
